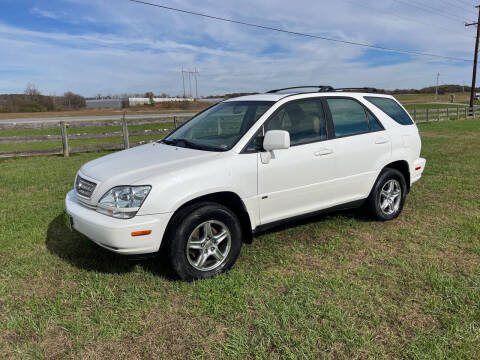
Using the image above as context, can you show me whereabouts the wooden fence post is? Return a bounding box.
[438,108,440,122]
[174,116,178,128]
[465,107,468,119]
[122,112,130,149]
[457,106,459,120]
[60,121,69,157]
[447,107,449,120]
[426,108,429,122]
[473,106,475,119]
[413,105,416,121]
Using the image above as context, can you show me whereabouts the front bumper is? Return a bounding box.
[65,190,172,255]
[411,157,426,185]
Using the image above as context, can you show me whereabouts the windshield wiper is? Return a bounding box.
[161,138,219,151]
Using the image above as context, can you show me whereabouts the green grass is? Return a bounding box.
[402,103,468,111]
[1,119,480,359]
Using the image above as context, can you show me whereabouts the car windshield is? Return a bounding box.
[162,101,274,151]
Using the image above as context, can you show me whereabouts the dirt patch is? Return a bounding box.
[0,330,19,359]
[75,298,226,360]
[41,325,72,360]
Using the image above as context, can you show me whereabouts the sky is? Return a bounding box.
[0,0,478,97]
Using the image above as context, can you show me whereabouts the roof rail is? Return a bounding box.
[334,87,380,93]
[266,85,334,94]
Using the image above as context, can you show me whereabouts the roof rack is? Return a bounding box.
[266,85,334,94]
[266,86,382,95]
[334,87,379,93]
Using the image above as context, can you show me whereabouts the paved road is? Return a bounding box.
[0,112,197,124]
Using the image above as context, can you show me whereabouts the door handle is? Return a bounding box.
[375,137,390,144]
[314,148,333,156]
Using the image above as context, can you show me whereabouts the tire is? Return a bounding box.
[165,202,243,280]
[367,168,407,221]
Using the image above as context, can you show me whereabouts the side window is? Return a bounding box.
[326,98,369,137]
[265,99,327,146]
[367,110,383,131]
[364,97,413,125]
[244,130,264,152]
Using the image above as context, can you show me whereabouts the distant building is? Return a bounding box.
[86,97,194,109]
[85,99,124,109]
[128,97,194,106]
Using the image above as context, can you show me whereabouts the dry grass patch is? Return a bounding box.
[75,298,225,360]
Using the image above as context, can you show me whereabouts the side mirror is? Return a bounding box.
[263,130,290,151]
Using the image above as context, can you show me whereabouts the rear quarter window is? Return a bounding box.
[364,97,413,125]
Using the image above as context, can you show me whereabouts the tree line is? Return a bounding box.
[0,84,86,113]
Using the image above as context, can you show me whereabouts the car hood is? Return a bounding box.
[80,142,220,186]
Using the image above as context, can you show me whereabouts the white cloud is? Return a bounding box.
[1,0,475,96]
[30,7,61,20]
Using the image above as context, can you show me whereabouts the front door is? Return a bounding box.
[255,98,338,225]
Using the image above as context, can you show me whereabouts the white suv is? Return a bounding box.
[66,86,426,280]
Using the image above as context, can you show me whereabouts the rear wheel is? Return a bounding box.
[367,168,407,221]
[166,202,243,280]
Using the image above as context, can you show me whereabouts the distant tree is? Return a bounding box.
[145,91,155,106]
[24,83,40,97]
[63,91,86,109]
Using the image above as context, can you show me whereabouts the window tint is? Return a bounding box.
[265,99,327,146]
[367,110,383,131]
[364,97,413,125]
[327,98,369,137]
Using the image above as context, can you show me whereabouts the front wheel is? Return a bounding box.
[166,202,243,280]
[367,168,407,221]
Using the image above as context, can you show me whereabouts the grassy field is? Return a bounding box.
[393,92,475,105]
[0,101,211,120]
[1,119,480,359]
[1,93,479,154]
[0,93,476,120]
[0,122,177,153]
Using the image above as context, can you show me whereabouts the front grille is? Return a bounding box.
[75,176,97,198]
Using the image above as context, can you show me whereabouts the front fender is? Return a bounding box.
[136,152,258,216]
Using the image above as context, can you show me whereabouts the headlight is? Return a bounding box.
[97,185,151,219]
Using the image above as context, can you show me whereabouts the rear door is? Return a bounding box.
[323,97,391,203]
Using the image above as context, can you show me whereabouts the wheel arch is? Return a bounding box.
[384,160,410,191]
[162,191,254,246]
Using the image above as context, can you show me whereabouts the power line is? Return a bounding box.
[439,0,475,14]
[128,0,472,62]
[392,0,472,24]
[344,0,474,40]
[404,0,473,22]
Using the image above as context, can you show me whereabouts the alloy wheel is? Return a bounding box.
[379,179,402,215]
[185,220,232,272]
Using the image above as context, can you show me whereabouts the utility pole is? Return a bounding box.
[181,67,186,98]
[465,5,480,108]
[181,68,199,99]
[188,72,192,98]
[194,68,199,99]
[435,72,440,101]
